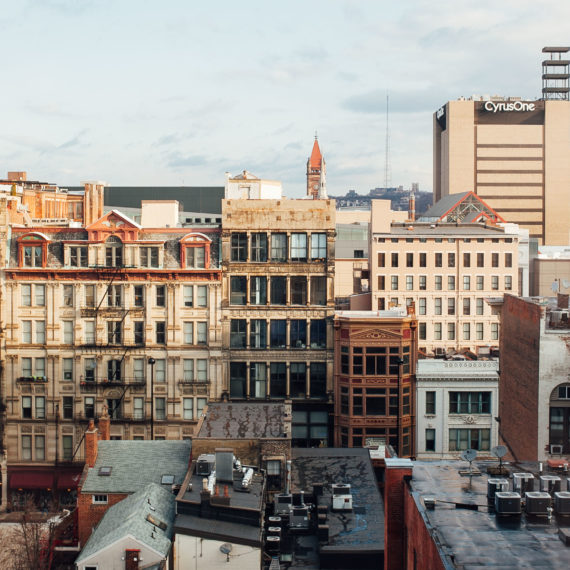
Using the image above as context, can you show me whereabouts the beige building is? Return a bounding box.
[531,245,570,296]
[369,200,520,355]
[434,97,570,245]
[221,187,336,447]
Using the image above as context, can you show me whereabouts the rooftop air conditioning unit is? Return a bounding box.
[487,478,509,501]
[554,491,570,515]
[274,493,292,516]
[332,483,353,511]
[289,505,310,530]
[495,492,521,515]
[513,473,535,495]
[525,492,551,516]
[539,475,562,495]
[550,444,563,455]
[196,454,216,476]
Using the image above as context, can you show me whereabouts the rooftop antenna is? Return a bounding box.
[384,93,391,191]
[491,445,508,473]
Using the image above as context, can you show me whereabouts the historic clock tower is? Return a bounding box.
[306,136,327,199]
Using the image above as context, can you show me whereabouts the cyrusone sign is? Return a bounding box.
[484,101,536,113]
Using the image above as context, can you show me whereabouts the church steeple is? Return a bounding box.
[306,134,327,199]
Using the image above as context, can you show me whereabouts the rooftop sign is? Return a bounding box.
[484,101,536,113]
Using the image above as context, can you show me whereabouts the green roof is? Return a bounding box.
[76,483,175,564]
[82,440,191,494]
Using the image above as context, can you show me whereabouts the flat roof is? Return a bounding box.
[410,460,570,568]
[373,224,510,237]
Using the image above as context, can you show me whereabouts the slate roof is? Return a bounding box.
[421,191,470,220]
[197,402,286,439]
[81,440,191,494]
[76,483,175,565]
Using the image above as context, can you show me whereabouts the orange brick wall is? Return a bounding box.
[77,492,128,546]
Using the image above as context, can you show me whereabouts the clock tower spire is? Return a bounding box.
[306,134,327,199]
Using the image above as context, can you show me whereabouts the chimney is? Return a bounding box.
[125,549,140,570]
[408,192,416,222]
[7,171,27,182]
[98,405,110,442]
[84,419,99,468]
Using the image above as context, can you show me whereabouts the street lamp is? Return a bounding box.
[148,358,156,440]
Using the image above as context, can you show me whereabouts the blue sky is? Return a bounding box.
[1,0,569,197]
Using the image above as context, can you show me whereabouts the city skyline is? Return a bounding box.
[1,0,569,197]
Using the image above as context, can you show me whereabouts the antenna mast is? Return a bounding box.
[384,94,391,190]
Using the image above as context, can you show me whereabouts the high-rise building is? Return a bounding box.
[433,97,570,245]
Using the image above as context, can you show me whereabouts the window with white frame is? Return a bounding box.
[134,285,144,307]
[183,398,194,420]
[491,275,499,290]
[196,285,207,307]
[63,321,74,344]
[418,298,426,315]
[35,396,46,419]
[197,322,207,345]
[21,435,32,460]
[291,233,307,261]
[105,236,123,267]
[35,320,46,344]
[183,359,194,382]
[35,358,45,378]
[63,284,74,307]
[491,323,499,340]
[133,397,144,420]
[271,233,287,262]
[183,322,193,344]
[476,323,484,340]
[155,359,166,383]
[63,358,73,381]
[92,495,108,504]
[22,284,32,306]
[435,275,442,290]
[155,398,166,420]
[140,246,159,268]
[197,359,207,382]
[35,435,45,460]
[197,397,207,417]
[133,358,145,382]
[406,275,413,290]
[463,322,471,340]
[107,285,122,307]
[447,322,455,340]
[185,245,205,268]
[183,285,193,307]
[69,246,88,267]
[504,275,512,290]
[22,320,32,343]
[310,233,327,260]
[85,284,96,307]
[476,298,484,315]
[434,322,442,340]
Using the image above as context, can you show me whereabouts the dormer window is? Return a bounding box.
[141,246,159,268]
[18,233,49,268]
[105,236,123,267]
[180,233,211,269]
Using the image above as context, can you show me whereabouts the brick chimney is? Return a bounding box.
[125,549,140,570]
[84,420,99,468]
[98,405,111,442]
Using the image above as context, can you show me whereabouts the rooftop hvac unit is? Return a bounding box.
[487,478,509,500]
[539,475,561,494]
[513,473,535,495]
[554,491,570,515]
[289,505,310,530]
[215,449,234,483]
[266,535,281,554]
[332,484,353,511]
[196,454,216,476]
[274,493,292,515]
[525,492,552,516]
[550,444,564,455]
[495,492,521,515]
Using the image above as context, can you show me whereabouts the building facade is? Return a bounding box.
[369,200,520,355]
[333,309,417,457]
[415,358,499,459]
[433,97,570,245]
[221,195,336,447]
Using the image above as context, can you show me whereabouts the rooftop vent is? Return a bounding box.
[215,449,234,483]
[525,492,552,516]
[554,491,570,515]
[495,492,521,516]
[161,474,174,486]
[332,483,353,511]
[513,473,535,495]
[274,493,292,515]
[540,475,562,495]
[196,454,215,477]
[98,466,112,476]
[487,478,509,501]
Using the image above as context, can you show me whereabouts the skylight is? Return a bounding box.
[98,466,112,476]
[161,474,174,485]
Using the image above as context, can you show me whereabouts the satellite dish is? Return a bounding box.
[460,449,477,462]
[491,445,507,459]
[219,543,233,555]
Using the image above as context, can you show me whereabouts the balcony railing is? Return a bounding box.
[79,377,146,392]
[17,376,48,383]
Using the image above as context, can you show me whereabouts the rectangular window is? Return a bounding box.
[230,276,247,305]
[33,320,45,344]
[391,252,399,267]
[134,397,144,420]
[270,363,286,398]
[183,322,193,344]
[449,253,456,268]
[230,319,247,349]
[419,322,426,339]
[476,322,484,340]
[63,320,74,344]
[310,362,326,398]
[311,233,327,260]
[463,275,471,290]
[63,284,74,307]
[183,398,194,420]
[63,358,73,381]
[250,319,267,349]
[447,298,455,315]
[156,321,166,344]
[271,233,287,262]
[196,285,207,307]
[435,275,442,290]
[462,253,470,267]
[492,253,499,268]
[35,435,45,460]
[107,285,122,307]
[35,285,45,306]
[290,363,306,398]
[477,252,484,267]
[378,252,385,267]
[449,392,491,414]
[419,275,427,290]
[62,435,73,460]
[505,253,512,268]
[463,322,471,340]
[435,253,442,268]
[406,252,414,267]
[134,285,144,307]
[21,435,32,460]
[107,321,122,344]
[310,276,326,305]
[448,275,455,290]
[476,275,484,290]
[448,428,490,451]
[447,322,455,340]
[35,396,45,419]
[504,275,512,290]
[391,276,398,290]
[250,363,267,399]
[418,298,426,315]
[141,246,159,268]
[463,297,471,315]
[22,320,32,344]
[491,276,499,290]
[476,298,484,315]
[23,245,43,267]
[250,276,267,305]
[290,276,307,305]
[290,320,307,349]
[134,321,144,345]
[183,285,193,307]
[419,252,427,267]
[291,233,307,261]
[426,391,436,414]
[155,359,166,383]
[156,285,166,307]
[378,275,385,290]
[85,320,95,344]
[406,275,413,290]
[35,358,45,378]
[197,397,207,416]
[230,362,247,398]
[185,246,205,268]
[434,322,442,340]
[85,284,95,307]
[133,358,145,382]
[491,323,499,340]
[84,358,96,382]
[107,359,121,381]
[70,246,88,267]
[251,233,268,262]
[434,297,442,315]
[22,396,32,418]
[231,232,248,262]
[155,398,166,420]
[84,397,95,419]
[425,429,435,452]
[22,284,32,306]
[197,322,207,345]
[270,320,286,348]
[310,319,326,349]
[183,359,194,382]
[62,396,74,419]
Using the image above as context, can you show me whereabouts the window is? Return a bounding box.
[85,284,95,307]
[425,429,436,452]
[435,253,442,268]
[269,276,287,305]
[230,362,247,398]
[449,429,490,451]
[230,276,247,305]
[134,321,144,345]
[141,246,159,268]
[271,233,287,262]
[251,233,268,262]
[35,435,45,460]
[419,275,427,290]
[290,277,307,305]
[291,233,307,261]
[197,285,207,307]
[63,284,74,307]
[183,322,193,344]
[476,322,484,340]
[231,233,248,262]
[426,391,436,414]
[435,275,442,290]
[35,396,45,419]
[406,275,413,290]
[391,276,398,290]
[378,276,385,290]
[447,298,455,315]
[70,246,88,267]
[22,396,32,418]
[105,236,123,267]
[476,275,484,290]
[61,396,74,420]
[84,397,95,419]
[107,359,122,381]
[35,285,45,306]
[63,320,74,344]
[156,285,166,307]
[447,322,455,340]
[463,298,471,315]
[22,284,32,306]
[434,298,442,315]
[21,435,32,460]
[310,276,326,305]
[85,320,95,344]
[419,252,427,267]
[476,298,484,315]
[290,363,306,398]
[418,298,426,315]
[309,319,326,349]
[434,323,442,340]
[22,320,32,343]
[35,358,45,378]
[406,252,414,267]
[477,252,484,267]
[197,322,207,345]
[183,285,193,307]
[491,323,499,340]
[197,397,207,416]
[250,319,267,349]
[183,398,194,420]
[491,275,499,290]
[250,363,267,398]
[448,275,455,290]
[419,322,426,340]
[450,392,491,414]
[290,320,307,349]
[107,285,122,307]
[463,275,471,290]
[183,359,194,382]
[230,319,247,349]
[133,358,145,383]
[92,494,108,504]
[391,252,399,267]
[270,363,286,398]
[185,246,205,268]
[505,275,512,290]
[155,359,166,383]
[156,321,166,344]
[62,435,73,460]
[462,253,470,267]
[378,252,385,267]
[310,362,327,398]
[463,322,471,340]
[155,398,166,420]
[366,388,387,416]
[63,358,73,381]
[23,244,43,267]
[449,253,456,268]
[366,352,387,375]
[250,276,267,305]
[505,253,512,268]
[107,321,122,344]
[134,397,144,420]
[311,233,327,260]
[84,358,96,382]
[270,320,286,348]
[492,253,499,268]
[354,249,364,259]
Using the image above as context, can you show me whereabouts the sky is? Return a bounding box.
[1,0,569,198]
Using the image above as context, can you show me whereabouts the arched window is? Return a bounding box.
[180,233,211,269]
[18,233,50,268]
[549,383,570,454]
[105,236,123,267]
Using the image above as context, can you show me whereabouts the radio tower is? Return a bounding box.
[384,93,391,191]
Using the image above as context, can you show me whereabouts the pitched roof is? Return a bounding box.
[76,483,175,564]
[420,191,470,220]
[309,138,323,169]
[81,440,191,494]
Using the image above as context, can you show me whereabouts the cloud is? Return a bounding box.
[58,130,89,150]
[165,152,209,169]
[342,88,442,114]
